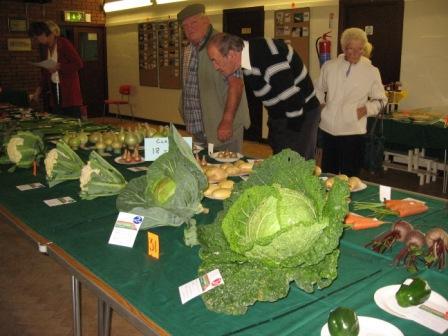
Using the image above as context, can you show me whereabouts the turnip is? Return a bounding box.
[366,220,413,253]
[424,228,448,270]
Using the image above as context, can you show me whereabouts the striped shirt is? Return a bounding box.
[242,38,319,125]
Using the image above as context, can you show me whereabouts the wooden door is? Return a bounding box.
[339,0,404,85]
[62,25,107,117]
[223,6,264,142]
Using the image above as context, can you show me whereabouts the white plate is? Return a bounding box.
[209,152,243,163]
[374,285,448,320]
[114,156,144,165]
[321,316,403,336]
[193,144,204,154]
[351,182,367,192]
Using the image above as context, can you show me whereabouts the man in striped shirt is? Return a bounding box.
[207,32,320,159]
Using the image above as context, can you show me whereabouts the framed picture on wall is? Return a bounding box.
[8,17,28,33]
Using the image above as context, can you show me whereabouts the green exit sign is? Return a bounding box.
[64,11,86,22]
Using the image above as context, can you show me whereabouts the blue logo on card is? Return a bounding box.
[133,216,143,224]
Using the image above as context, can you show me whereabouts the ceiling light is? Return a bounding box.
[104,0,153,13]
[156,0,187,4]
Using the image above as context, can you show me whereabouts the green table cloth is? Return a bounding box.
[1,156,447,336]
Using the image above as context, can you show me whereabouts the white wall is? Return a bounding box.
[105,0,448,138]
[400,0,448,109]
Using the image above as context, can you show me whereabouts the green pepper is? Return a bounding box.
[395,277,431,308]
[327,307,360,336]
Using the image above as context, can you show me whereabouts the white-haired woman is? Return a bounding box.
[315,27,387,176]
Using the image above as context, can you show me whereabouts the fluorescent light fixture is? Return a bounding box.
[156,0,187,4]
[104,0,152,13]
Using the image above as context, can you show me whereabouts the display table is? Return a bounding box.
[0,155,447,336]
[369,108,448,192]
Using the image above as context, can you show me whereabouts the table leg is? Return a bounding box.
[443,149,447,194]
[71,275,82,336]
[98,299,111,336]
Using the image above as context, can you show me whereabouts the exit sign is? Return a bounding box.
[64,11,87,22]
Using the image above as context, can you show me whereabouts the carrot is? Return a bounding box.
[344,212,386,230]
[384,199,428,217]
[32,160,37,176]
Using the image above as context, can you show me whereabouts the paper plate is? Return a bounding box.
[374,285,447,320]
[193,144,204,154]
[114,156,144,165]
[209,152,243,163]
[321,316,403,336]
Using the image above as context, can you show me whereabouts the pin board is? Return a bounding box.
[138,20,186,89]
[138,23,158,87]
[274,7,310,69]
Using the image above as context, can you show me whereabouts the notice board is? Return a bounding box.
[138,20,185,89]
[274,7,310,69]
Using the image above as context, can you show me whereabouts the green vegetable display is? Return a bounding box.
[79,150,127,200]
[44,140,84,187]
[327,307,360,336]
[0,131,44,171]
[395,277,431,307]
[197,150,350,314]
[116,124,207,233]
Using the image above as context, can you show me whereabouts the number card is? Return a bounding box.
[144,137,192,161]
[147,232,160,259]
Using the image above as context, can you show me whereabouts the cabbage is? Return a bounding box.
[198,149,350,315]
[116,124,207,231]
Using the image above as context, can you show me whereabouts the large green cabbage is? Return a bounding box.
[198,149,349,315]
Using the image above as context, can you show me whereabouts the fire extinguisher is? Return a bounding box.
[315,31,332,67]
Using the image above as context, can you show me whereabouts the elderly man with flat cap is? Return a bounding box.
[178,4,250,152]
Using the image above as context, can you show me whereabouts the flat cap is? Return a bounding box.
[177,4,205,22]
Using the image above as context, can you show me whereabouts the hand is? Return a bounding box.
[217,119,233,142]
[357,106,367,120]
[48,63,60,74]
[30,88,41,102]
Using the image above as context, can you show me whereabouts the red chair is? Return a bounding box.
[103,84,134,119]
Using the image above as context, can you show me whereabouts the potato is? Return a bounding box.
[234,160,246,167]
[204,184,220,196]
[238,162,253,172]
[348,176,363,190]
[220,163,233,170]
[337,174,349,182]
[314,165,322,176]
[218,180,234,189]
[325,177,335,189]
[211,188,232,200]
[225,166,241,175]
[205,167,228,181]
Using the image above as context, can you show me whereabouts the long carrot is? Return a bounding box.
[344,212,386,230]
[384,199,428,217]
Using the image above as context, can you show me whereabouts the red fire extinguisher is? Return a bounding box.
[315,31,332,67]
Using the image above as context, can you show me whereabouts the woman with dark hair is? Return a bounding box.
[29,20,83,118]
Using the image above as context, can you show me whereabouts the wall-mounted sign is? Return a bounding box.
[8,17,28,32]
[7,38,32,51]
[63,11,88,22]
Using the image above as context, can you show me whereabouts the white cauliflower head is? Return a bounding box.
[7,137,24,163]
[44,149,58,178]
[80,162,100,191]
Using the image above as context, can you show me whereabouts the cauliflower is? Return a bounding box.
[44,141,84,187]
[44,148,58,178]
[0,131,44,170]
[7,137,24,163]
[80,162,100,191]
[79,151,126,200]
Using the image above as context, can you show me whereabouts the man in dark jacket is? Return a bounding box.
[207,32,320,159]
